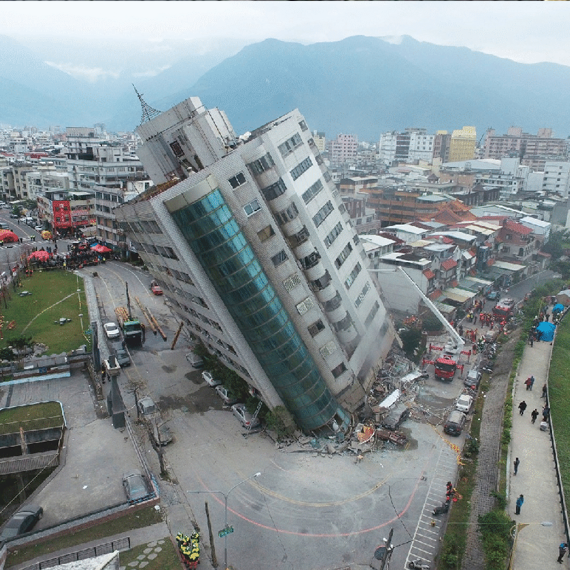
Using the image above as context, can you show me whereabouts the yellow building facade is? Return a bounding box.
[448,126,477,162]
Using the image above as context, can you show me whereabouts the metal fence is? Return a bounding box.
[20,536,130,570]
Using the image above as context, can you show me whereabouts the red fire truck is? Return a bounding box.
[434,355,460,381]
[492,298,515,319]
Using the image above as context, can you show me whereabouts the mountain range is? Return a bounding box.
[1,34,570,141]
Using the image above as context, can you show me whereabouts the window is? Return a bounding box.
[290,157,313,180]
[271,250,288,266]
[299,120,308,132]
[365,301,380,326]
[287,226,310,248]
[275,202,299,225]
[353,234,360,245]
[261,178,287,201]
[335,242,353,268]
[302,179,323,204]
[355,282,371,308]
[244,199,261,216]
[257,225,275,242]
[248,153,275,175]
[170,140,184,158]
[313,201,334,227]
[324,222,343,247]
[308,320,325,337]
[344,262,362,289]
[228,172,246,189]
[297,297,315,315]
[278,133,303,157]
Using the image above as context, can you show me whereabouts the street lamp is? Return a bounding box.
[188,471,261,570]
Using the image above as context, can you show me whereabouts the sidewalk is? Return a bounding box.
[509,337,567,569]
[9,522,170,570]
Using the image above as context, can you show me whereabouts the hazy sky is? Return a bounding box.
[3,2,570,67]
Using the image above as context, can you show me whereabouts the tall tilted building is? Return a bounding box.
[115,96,396,433]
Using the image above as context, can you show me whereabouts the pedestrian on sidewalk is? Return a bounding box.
[542,384,548,398]
[543,405,550,422]
[525,377,532,391]
[530,375,535,390]
[531,409,539,424]
[519,400,528,416]
[515,494,524,515]
[558,542,568,563]
[514,457,520,475]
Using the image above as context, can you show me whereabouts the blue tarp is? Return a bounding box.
[536,321,556,342]
[553,303,565,314]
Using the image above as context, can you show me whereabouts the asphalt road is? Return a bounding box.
[3,236,560,569]
[84,262,463,570]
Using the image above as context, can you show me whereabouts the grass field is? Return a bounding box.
[548,314,570,510]
[0,401,64,435]
[5,506,164,567]
[1,270,88,355]
[118,539,181,570]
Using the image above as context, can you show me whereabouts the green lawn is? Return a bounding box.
[548,315,570,509]
[5,506,164,567]
[1,270,88,354]
[0,401,64,435]
[118,539,181,570]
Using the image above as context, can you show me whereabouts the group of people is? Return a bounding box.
[175,532,200,567]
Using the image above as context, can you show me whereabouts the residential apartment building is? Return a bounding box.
[327,133,358,166]
[448,126,477,162]
[408,130,435,162]
[483,127,567,170]
[115,97,396,434]
[433,131,451,163]
[378,131,411,165]
[541,161,570,197]
[312,131,326,153]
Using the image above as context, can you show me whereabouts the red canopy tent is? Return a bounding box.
[28,250,50,262]
[0,230,19,243]
[91,244,112,253]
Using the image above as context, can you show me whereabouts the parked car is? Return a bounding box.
[35,225,43,232]
[103,322,121,339]
[186,352,204,368]
[231,403,261,429]
[443,410,467,436]
[150,280,163,295]
[464,368,481,389]
[115,347,130,367]
[202,370,222,387]
[0,505,43,542]
[486,290,499,301]
[455,394,474,413]
[215,385,238,406]
[122,470,149,503]
[137,397,172,445]
[9,213,18,218]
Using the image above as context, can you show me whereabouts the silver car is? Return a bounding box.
[231,403,261,429]
[122,470,149,503]
[202,370,221,387]
[215,385,238,406]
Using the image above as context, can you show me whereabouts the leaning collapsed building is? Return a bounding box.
[115,96,396,433]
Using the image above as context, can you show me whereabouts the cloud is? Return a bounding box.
[132,65,172,79]
[45,61,121,83]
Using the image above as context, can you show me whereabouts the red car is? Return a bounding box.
[150,281,163,295]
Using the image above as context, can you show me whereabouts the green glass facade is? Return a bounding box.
[169,188,345,431]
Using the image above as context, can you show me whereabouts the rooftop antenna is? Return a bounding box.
[133,84,161,125]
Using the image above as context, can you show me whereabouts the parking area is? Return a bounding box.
[0,370,145,530]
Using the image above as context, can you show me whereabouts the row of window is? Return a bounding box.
[302,179,323,205]
[313,201,334,228]
[119,220,162,234]
[324,222,343,248]
[355,282,370,308]
[248,153,275,175]
[290,157,313,181]
[344,262,362,290]
[278,133,303,157]
[135,241,178,260]
[261,178,287,202]
[335,242,352,269]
